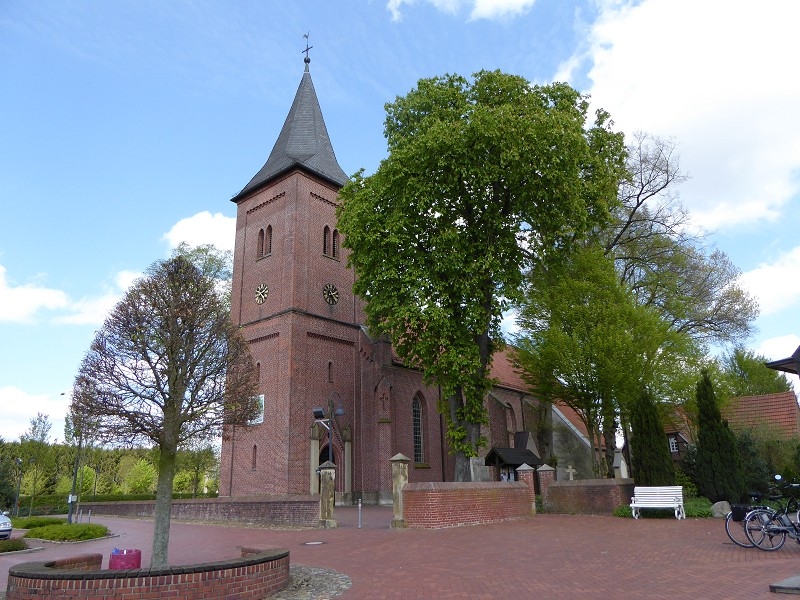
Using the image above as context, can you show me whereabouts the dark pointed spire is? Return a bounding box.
[232,52,347,203]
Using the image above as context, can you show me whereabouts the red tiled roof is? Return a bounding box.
[489,346,527,391]
[390,344,529,392]
[722,391,800,439]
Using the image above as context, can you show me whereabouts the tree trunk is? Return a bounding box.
[151,441,177,568]
[454,451,471,482]
[602,401,617,479]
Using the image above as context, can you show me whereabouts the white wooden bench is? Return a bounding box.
[630,486,685,519]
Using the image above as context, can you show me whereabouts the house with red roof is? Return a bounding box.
[663,391,800,465]
[722,391,800,439]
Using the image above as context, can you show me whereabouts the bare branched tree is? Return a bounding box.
[603,131,757,346]
[70,255,258,567]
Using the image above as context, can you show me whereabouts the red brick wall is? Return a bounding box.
[79,497,318,526]
[543,479,635,515]
[6,548,289,600]
[402,481,534,529]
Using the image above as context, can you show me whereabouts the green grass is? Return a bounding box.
[23,523,109,542]
[0,538,29,553]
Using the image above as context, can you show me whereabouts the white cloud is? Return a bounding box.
[386,0,534,21]
[55,292,122,326]
[739,246,800,316]
[0,386,68,443]
[115,269,142,291]
[0,265,70,323]
[162,211,236,253]
[470,0,536,20]
[579,0,800,232]
[0,264,140,326]
[757,334,800,363]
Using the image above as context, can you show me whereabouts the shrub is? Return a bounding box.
[613,504,632,518]
[24,523,109,542]
[0,538,28,553]
[12,516,66,529]
[674,467,698,499]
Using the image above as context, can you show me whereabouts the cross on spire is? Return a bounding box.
[302,32,313,68]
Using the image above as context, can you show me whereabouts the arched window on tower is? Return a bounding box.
[328,361,333,383]
[266,225,272,255]
[251,445,258,470]
[332,229,340,259]
[257,228,265,258]
[412,395,424,464]
[323,226,331,256]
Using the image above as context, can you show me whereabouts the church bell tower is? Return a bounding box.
[219,53,362,497]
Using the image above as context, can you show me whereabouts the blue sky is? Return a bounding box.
[2,0,799,442]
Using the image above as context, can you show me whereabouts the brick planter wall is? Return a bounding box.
[80,496,318,527]
[543,479,635,515]
[402,481,534,529]
[6,547,289,600]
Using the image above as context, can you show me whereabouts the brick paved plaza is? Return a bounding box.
[3,506,800,599]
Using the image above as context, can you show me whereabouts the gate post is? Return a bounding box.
[390,453,410,529]
[319,461,337,528]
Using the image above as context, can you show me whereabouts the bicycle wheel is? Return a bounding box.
[745,510,787,551]
[725,511,755,547]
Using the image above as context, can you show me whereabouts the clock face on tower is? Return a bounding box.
[322,283,339,305]
[254,283,269,305]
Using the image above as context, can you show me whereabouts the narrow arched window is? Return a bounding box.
[328,361,333,383]
[251,445,257,470]
[332,229,340,259]
[266,225,272,255]
[412,396,424,464]
[323,226,331,255]
[256,362,261,384]
[257,229,265,258]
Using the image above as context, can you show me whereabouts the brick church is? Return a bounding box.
[218,57,590,503]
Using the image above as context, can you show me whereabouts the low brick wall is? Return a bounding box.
[80,496,318,527]
[402,481,534,529]
[6,547,289,600]
[543,478,634,515]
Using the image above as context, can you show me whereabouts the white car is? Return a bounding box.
[0,512,12,540]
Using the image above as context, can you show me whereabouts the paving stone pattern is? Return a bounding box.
[2,506,800,599]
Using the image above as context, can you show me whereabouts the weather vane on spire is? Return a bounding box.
[302,32,313,66]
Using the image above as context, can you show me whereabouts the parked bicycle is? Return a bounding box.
[743,475,800,551]
[725,491,772,548]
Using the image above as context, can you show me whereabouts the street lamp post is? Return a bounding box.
[67,434,82,525]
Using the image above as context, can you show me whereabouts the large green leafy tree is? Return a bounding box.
[0,441,16,510]
[716,347,793,398]
[513,245,688,477]
[338,70,627,480]
[70,256,259,567]
[19,413,56,515]
[630,388,675,486]
[695,369,746,503]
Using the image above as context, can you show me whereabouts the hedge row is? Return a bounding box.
[14,492,219,516]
